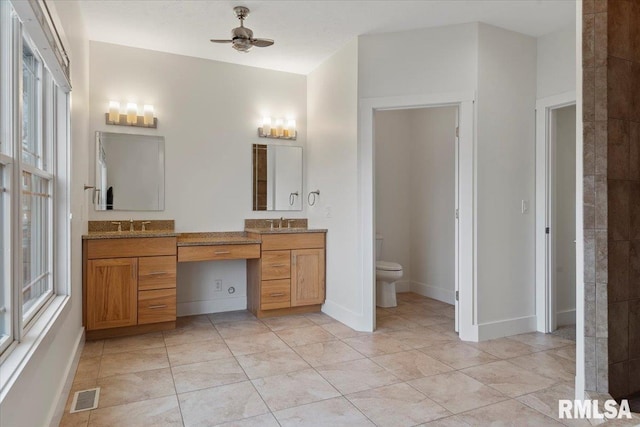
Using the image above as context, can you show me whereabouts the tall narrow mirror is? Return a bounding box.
[252,144,302,211]
[95,131,165,211]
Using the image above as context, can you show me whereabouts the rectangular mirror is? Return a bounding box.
[95,131,165,211]
[252,144,302,211]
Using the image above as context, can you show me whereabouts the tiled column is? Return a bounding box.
[605,0,640,398]
[583,0,608,393]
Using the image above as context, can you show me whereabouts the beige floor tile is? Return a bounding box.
[166,338,232,366]
[81,341,104,359]
[417,415,473,426]
[224,331,289,356]
[507,332,575,351]
[316,358,400,394]
[261,315,314,331]
[215,320,271,338]
[457,399,564,426]
[163,324,222,347]
[176,314,213,328]
[276,325,335,347]
[375,315,421,331]
[98,347,169,378]
[371,349,453,380]
[214,413,280,427]
[102,332,166,355]
[178,381,269,426]
[411,312,455,327]
[548,345,576,362]
[292,340,365,367]
[517,383,593,427]
[87,395,182,427]
[420,340,499,369]
[273,396,375,426]
[303,311,335,325]
[252,368,340,411]
[236,347,310,379]
[397,292,426,302]
[508,350,576,382]
[208,310,257,325]
[468,337,539,359]
[343,333,412,357]
[96,367,175,408]
[321,321,367,339]
[74,356,101,382]
[346,382,450,426]
[461,360,557,397]
[172,357,247,393]
[382,327,455,349]
[409,371,508,414]
[59,411,90,427]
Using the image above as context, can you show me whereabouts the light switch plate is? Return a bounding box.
[521,200,529,214]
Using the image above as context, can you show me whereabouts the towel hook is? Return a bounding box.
[308,190,320,206]
[289,191,299,206]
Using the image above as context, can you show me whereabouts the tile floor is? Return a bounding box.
[59,293,639,426]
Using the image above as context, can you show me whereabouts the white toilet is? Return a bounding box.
[375,234,403,308]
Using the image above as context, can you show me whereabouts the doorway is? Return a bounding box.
[535,93,577,334]
[360,92,476,341]
[373,106,459,331]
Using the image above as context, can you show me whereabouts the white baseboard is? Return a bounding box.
[177,297,246,316]
[478,315,537,341]
[406,281,455,305]
[322,299,371,332]
[49,327,85,427]
[556,309,576,326]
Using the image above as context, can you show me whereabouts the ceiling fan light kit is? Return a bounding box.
[210,6,274,53]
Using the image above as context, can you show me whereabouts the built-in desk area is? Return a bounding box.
[82,219,326,339]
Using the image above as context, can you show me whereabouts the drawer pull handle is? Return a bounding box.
[215,250,231,255]
[270,293,285,297]
[270,264,287,268]
[148,271,167,276]
[148,304,167,309]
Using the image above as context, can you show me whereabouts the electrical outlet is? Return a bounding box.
[215,279,222,292]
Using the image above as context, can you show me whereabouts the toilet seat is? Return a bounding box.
[376,261,402,272]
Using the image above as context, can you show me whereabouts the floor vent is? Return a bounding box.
[70,387,100,413]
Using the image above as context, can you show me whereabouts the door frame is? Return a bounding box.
[535,91,576,333]
[359,92,478,341]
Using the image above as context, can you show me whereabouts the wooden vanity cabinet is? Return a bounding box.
[247,232,325,318]
[83,237,177,339]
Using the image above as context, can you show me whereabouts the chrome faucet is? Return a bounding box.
[129,219,135,232]
[111,221,122,232]
[141,221,151,231]
[279,217,284,229]
[265,219,274,230]
[287,219,295,229]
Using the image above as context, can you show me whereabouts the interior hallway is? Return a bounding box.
[61,293,626,426]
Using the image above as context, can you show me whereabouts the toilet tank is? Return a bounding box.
[375,234,383,261]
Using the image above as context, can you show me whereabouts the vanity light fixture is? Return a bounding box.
[258,116,296,140]
[105,100,158,128]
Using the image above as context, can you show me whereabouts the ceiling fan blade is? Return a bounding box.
[210,39,233,43]
[251,38,274,47]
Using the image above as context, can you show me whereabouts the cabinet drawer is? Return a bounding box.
[138,289,176,324]
[261,250,290,280]
[139,256,176,290]
[260,279,290,310]
[261,233,325,251]
[87,237,177,259]
[178,244,260,262]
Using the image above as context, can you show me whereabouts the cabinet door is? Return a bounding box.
[290,249,325,306]
[87,257,138,330]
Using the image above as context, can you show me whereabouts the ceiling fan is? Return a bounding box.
[210,6,274,53]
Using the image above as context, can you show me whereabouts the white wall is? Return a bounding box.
[88,42,307,314]
[475,24,537,334]
[553,105,577,324]
[0,1,89,426]
[537,27,576,99]
[374,107,457,303]
[306,39,361,328]
[358,23,478,99]
[374,110,413,283]
[409,107,457,302]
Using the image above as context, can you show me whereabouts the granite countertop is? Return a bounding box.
[82,230,179,240]
[245,227,328,234]
[177,232,261,247]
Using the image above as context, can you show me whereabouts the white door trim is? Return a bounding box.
[359,91,478,341]
[535,91,576,333]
